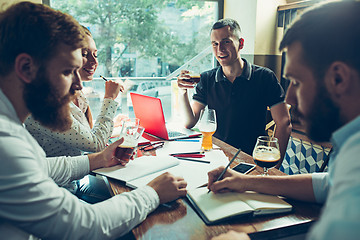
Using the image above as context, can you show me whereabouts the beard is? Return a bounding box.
[23,66,75,132]
[292,83,342,142]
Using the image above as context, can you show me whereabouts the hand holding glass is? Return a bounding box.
[115,119,144,162]
[252,136,281,176]
[198,108,217,151]
[184,71,200,84]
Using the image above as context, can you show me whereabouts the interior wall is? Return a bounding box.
[255,0,286,56]
[224,0,257,63]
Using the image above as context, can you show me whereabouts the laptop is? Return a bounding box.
[130,92,201,140]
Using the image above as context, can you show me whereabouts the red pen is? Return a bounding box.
[170,151,203,155]
[170,154,205,158]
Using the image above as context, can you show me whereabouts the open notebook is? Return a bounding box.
[130,92,201,140]
[187,187,293,225]
[93,156,179,185]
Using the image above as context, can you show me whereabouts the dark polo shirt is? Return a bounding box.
[193,58,284,155]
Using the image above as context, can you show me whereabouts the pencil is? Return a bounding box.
[208,148,242,193]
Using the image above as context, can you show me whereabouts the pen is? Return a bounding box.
[170,151,204,155]
[100,75,124,93]
[175,157,210,164]
[100,75,108,81]
[170,154,205,158]
[174,139,200,142]
[208,148,242,193]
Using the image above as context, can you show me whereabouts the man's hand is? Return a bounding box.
[147,172,187,204]
[177,70,197,92]
[207,166,249,193]
[88,138,134,170]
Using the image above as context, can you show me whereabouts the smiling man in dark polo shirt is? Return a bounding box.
[178,18,292,164]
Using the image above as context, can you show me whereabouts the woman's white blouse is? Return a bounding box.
[25,91,118,157]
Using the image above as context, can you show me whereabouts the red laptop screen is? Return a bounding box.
[130,92,169,139]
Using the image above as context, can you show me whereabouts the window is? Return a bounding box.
[49,0,222,121]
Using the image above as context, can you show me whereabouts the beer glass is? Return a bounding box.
[198,108,217,151]
[115,119,144,162]
[252,136,281,176]
[184,71,201,84]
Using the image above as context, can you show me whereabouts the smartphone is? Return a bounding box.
[232,162,256,174]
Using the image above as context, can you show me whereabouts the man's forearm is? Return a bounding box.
[178,90,197,128]
[245,174,316,202]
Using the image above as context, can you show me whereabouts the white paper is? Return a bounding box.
[94,141,230,190]
[127,142,229,189]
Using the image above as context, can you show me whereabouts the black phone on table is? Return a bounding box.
[232,162,256,174]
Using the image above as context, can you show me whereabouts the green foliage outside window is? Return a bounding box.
[51,0,218,78]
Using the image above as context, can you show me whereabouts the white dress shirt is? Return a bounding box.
[0,89,160,239]
[308,116,360,239]
[25,91,118,157]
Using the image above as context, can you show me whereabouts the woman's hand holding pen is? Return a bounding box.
[104,79,124,100]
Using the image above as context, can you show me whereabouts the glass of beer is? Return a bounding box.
[198,108,217,151]
[183,70,201,84]
[115,120,144,162]
[252,136,281,176]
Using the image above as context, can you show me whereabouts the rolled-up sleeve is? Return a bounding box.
[312,172,329,204]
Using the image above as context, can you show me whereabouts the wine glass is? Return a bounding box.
[198,108,217,151]
[252,136,281,176]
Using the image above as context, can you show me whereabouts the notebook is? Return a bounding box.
[93,155,180,185]
[187,187,293,225]
[130,92,201,140]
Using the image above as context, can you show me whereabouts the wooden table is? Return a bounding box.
[108,138,322,240]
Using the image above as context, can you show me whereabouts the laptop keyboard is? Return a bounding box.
[168,131,187,138]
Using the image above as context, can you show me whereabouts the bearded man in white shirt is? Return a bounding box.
[0,2,186,239]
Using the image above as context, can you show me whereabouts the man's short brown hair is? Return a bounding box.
[0,2,86,76]
[211,18,242,40]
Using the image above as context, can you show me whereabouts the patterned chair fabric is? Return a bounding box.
[280,136,331,174]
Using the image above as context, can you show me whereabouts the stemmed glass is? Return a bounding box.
[198,108,217,151]
[252,136,281,176]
